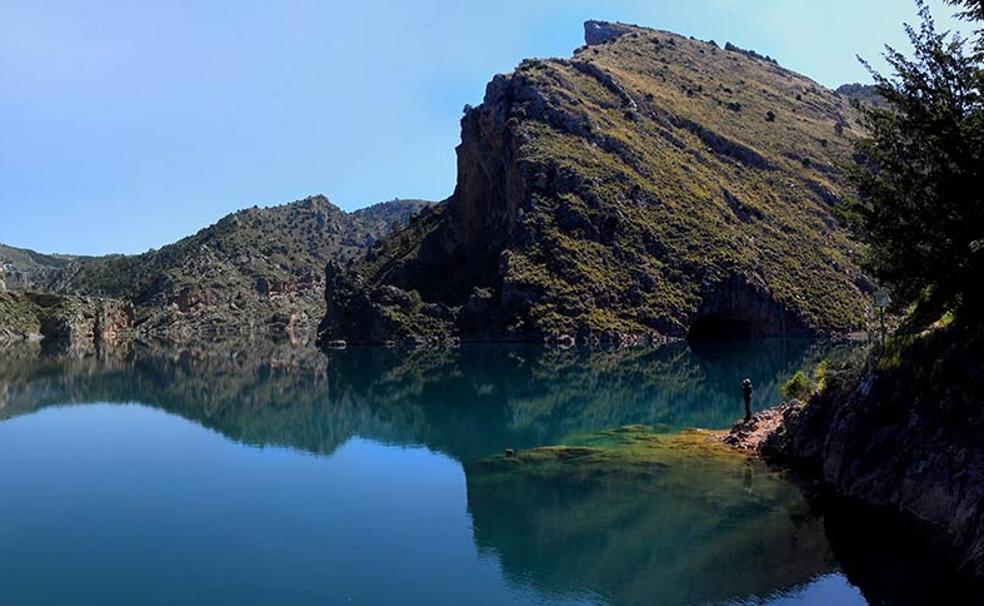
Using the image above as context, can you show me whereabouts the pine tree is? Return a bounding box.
[847,0,983,317]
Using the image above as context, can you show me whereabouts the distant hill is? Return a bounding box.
[0,244,84,290]
[320,21,872,346]
[2,196,430,343]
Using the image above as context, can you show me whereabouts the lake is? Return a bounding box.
[0,339,968,605]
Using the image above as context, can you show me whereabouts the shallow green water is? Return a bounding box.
[0,339,945,605]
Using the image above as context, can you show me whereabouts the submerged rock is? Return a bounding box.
[468,424,839,606]
[473,425,739,476]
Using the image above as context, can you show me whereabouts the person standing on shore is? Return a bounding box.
[741,378,753,421]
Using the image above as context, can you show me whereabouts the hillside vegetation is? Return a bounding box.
[2,196,429,343]
[320,21,872,346]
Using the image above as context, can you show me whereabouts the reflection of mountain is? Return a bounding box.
[0,339,854,463]
[466,446,837,606]
[5,339,979,606]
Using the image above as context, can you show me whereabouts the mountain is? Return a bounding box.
[2,196,430,344]
[319,21,872,346]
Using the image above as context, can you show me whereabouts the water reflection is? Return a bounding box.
[467,442,839,606]
[0,338,851,462]
[8,339,964,606]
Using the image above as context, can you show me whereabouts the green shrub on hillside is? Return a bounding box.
[781,371,814,402]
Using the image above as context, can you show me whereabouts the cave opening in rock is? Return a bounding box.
[687,313,754,340]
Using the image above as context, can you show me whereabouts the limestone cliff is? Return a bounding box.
[320,21,871,346]
[0,290,133,352]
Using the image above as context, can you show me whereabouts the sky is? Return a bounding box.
[0,0,969,255]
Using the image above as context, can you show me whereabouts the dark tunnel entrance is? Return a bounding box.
[687,313,755,340]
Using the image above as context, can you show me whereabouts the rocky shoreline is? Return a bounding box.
[722,324,984,580]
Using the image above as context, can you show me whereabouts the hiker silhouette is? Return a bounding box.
[741,378,753,421]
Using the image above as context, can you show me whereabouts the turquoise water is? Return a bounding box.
[0,340,947,605]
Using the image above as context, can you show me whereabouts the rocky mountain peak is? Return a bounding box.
[320,20,872,347]
[584,20,634,46]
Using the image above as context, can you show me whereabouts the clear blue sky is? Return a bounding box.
[0,0,967,255]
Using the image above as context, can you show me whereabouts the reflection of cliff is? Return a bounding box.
[0,339,855,463]
[323,339,855,460]
[465,439,837,606]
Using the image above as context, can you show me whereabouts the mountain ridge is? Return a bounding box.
[1,196,430,344]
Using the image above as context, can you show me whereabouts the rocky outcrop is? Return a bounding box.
[320,21,871,347]
[317,261,458,347]
[583,20,633,45]
[0,290,133,352]
[721,400,801,452]
[724,320,984,579]
[31,293,133,351]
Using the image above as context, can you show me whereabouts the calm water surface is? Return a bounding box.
[0,340,956,605]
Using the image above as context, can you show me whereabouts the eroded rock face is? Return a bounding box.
[36,295,132,352]
[450,77,528,264]
[0,291,133,352]
[689,274,811,338]
[316,262,456,346]
[768,395,984,578]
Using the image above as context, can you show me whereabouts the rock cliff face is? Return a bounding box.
[2,197,428,344]
[0,244,81,291]
[320,21,871,346]
[727,319,984,579]
[0,290,133,352]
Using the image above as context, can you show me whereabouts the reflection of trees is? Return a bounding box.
[0,339,855,463]
[465,444,837,606]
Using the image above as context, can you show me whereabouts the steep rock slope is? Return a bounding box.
[0,290,132,352]
[17,196,428,342]
[320,21,871,346]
